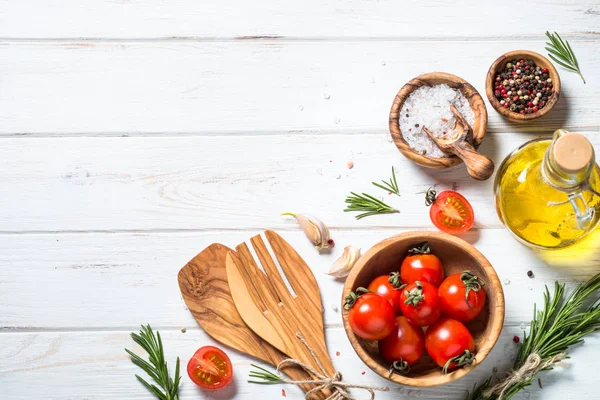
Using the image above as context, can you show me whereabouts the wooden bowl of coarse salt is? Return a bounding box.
[389,72,488,169]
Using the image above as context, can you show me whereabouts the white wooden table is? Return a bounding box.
[1,2,599,399]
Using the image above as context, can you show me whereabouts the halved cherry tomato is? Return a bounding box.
[425,318,475,373]
[378,316,425,372]
[345,289,395,341]
[400,242,444,287]
[426,189,474,234]
[367,272,404,315]
[399,281,441,327]
[187,346,233,390]
[438,271,487,323]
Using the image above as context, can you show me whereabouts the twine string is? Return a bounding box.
[274,332,389,400]
[483,353,567,400]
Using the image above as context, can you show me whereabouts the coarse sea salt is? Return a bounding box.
[399,84,474,158]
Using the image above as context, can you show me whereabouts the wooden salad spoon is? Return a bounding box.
[423,104,495,181]
[226,231,336,398]
[177,243,326,398]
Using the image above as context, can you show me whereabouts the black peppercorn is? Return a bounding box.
[527,270,534,278]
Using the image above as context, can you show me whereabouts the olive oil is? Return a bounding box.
[495,130,600,248]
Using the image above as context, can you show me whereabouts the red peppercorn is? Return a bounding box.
[501,89,507,95]
[494,90,501,97]
[527,90,531,95]
[542,67,549,73]
[513,96,519,101]
[495,76,501,82]
[503,103,509,108]
[513,335,520,343]
[519,59,524,63]
[528,101,533,107]
[525,65,530,70]
[533,106,539,112]
[520,110,525,114]
[327,239,335,247]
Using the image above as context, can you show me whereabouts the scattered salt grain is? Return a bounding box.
[399,84,474,158]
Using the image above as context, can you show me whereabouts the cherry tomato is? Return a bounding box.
[378,316,425,371]
[399,281,441,327]
[425,189,474,234]
[400,242,444,287]
[345,289,395,341]
[187,346,233,390]
[438,271,487,323]
[367,272,404,315]
[425,318,475,373]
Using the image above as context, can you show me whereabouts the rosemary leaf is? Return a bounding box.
[545,31,586,83]
[466,273,600,400]
[372,167,400,196]
[126,325,180,400]
[344,192,399,220]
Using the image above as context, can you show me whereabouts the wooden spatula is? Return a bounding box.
[423,104,495,181]
[226,230,337,397]
[177,243,326,398]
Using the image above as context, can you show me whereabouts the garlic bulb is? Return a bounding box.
[282,212,333,251]
[328,246,361,278]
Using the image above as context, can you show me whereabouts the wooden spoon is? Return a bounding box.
[226,231,336,397]
[423,104,495,181]
[177,243,326,398]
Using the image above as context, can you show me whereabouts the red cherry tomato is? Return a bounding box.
[345,289,395,341]
[425,318,475,373]
[378,316,425,371]
[187,346,233,390]
[438,271,487,323]
[426,189,474,234]
[399,281,442,327]
[367,273,404,315]
[400,242,444,287]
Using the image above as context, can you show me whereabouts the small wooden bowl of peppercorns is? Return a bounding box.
[486,50,560,121]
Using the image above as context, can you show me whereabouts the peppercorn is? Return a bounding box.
[527,270,534,278]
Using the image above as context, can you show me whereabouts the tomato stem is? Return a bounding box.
[388,359,410,377]
[407,242,432,255]
[403,281,425,306]
[425,187,437,207]
[343,287,370,310]
[460,271,485,309]
[388,272,405,289]
[442,350,475,374]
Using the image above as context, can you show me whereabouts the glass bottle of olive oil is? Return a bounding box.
[495,129,600,248]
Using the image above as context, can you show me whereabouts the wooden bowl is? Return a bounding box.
[389,72,488,169]
[485,50,560,121]
[342,231,505,387]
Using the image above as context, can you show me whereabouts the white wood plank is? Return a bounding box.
[0,1,598,39]
[1,327,597,399]
[2,133,600,232]
[0,40,598,135]
[1,230,597,330]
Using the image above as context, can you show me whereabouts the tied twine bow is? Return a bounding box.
[274,333,389,400]
[483,353,567,400]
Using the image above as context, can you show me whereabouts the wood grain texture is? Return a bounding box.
[485,50,561,121]
[389,72,488,170]
[1,1,599,39]
[177,243,325,397]
[1,40,600,135]
[342,231,504,387]
[2,327,598,399]
[227,231,335,397]
[3,132,600,232]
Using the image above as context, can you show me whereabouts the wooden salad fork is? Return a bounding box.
[423,104,495,181]
[226,230,336,397]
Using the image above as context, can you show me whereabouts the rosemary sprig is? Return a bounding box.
[248,363,283,384]
[545,31,586,84]
[125,325,181,400]
[344,192,399,220]
[466,273,600,400]
[372,167,400,196]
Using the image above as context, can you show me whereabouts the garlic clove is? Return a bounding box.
[282,212,333,251]
[328,246,361,278]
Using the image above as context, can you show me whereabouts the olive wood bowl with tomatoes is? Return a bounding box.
[342,231,504,387]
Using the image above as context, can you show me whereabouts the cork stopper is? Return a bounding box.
[552,133,594,174]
